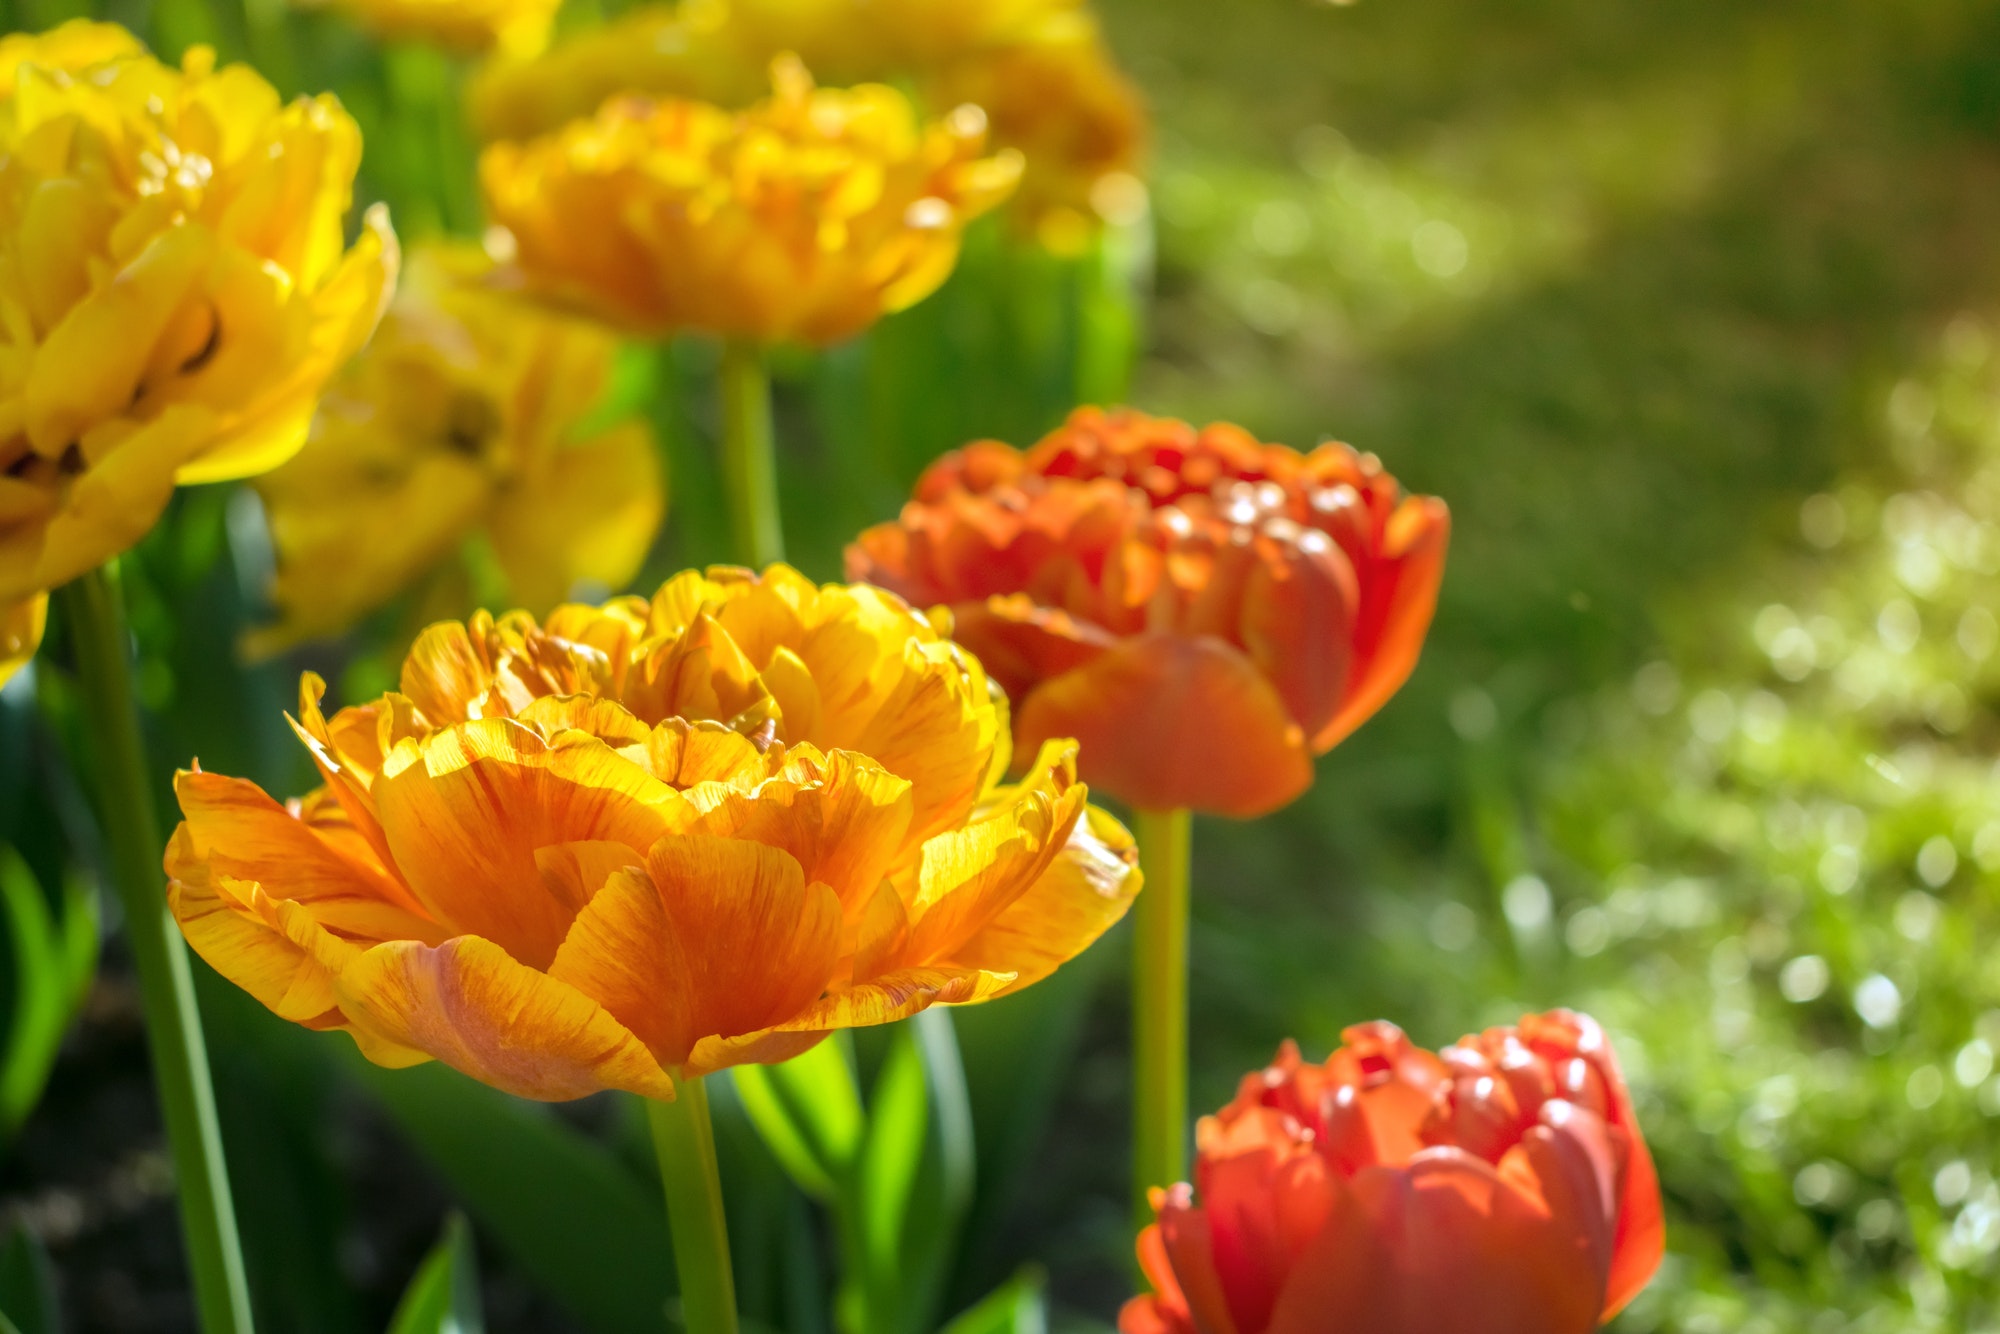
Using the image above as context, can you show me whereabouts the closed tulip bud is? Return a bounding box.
[847,407,1449,817]
[1123,1012,1665,1334]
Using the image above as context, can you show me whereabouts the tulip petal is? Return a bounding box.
[173,769,438,939]
[1017,634,1313,818]
[333,933,677,1101]
[949,593,1114,708]
[941,798,1139,993]
[549,834,840,1069]
[490,421,663,614]
[899,739,1085,967]
[0,594,47,688]
[1312,496,1449,751]
[685,748,915,914]
[1268,1147,1602,1334]
[373,718,679,967]
[681,965,1011,1076]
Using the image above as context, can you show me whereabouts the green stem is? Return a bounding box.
[648,1078,739,1334]
[718,339,784,569]
[1131,806,1192,1229]
[54,567,254,1334]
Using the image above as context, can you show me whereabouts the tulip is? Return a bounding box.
[1123,1013,1665,1334]
[480,56,1021,347]
[466,0,1146,243]
[248,242,662,654]
[0,21,396,684]
[849,405,1448,1227]
[322,0,560,57]
[167,564,1141,1100]
[847,406,1450,819]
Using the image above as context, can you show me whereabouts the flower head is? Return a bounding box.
[0,21,396,682]
[167,565,1141,1101]
[847,408,1449,817]
[1124,1013,1664,1334]
[321,0,560,57]
[480,57,1021,344]
[249,242,662,654]
[466,0,1144,244]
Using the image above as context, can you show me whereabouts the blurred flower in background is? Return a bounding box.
[0,21,396,683]
[247,243,662,655]
[167,566,1141,1100]
[847,407,1449,816]
[314,0,562,58]
[479,55,1022,343]
[1123,1013,1663,1334]
[467,0,1145,246]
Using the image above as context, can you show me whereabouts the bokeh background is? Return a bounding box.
[8,0,2000,1329]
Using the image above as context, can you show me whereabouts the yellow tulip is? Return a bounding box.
[467,0,1143,244]
[247,242,662,654]
[480,56,1021,344]
[166,565,1141,1100]
[0,21,397,685]
[320,0,561,57]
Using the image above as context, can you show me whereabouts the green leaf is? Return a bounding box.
[731,1037,863,1202]
[386,1213,484,1334]
[0,847,97,1137]
[856,1027,927,1307]
[0,1223,59,1334]
[938,1270,1047,1334]
[345,1056,673,1334]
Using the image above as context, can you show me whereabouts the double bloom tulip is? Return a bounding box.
[166,566,1142,1099]
[0,21,394,682]
[1123,1013,1665,1334]
[849,407,1451,816]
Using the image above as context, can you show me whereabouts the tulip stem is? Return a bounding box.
[1131,805,1193,1227]
[54,566,255,1334]
[718,338,784,569]
[648,1078,739,1334]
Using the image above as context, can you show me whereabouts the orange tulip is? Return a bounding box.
[846,408,1449,817]
[1122,1012,1664,1334]
[165,565,1141,1101]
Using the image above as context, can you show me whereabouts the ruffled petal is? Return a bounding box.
[1016,635,1313,818]
[333,934,677,1101]
[681,965,1011,1077]
[897,739,1086,968]
[1313,496,1449,751]
[173,769,438,938]
[373,718,680,967]
[939,796,1138,993]
[548,834,840,1069]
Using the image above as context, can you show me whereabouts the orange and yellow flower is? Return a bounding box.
[480,57,1021,344]
[847,408,1450,817]
[0,21,396,685]
[466,0,1144,242]
[320,0,561,57]
[166,565,1142,1101]
[1124,1013,1664,1334]
[249,243,662,654]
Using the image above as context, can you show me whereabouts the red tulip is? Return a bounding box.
[846,407,1448,817]
[1122,1011,1664,1334]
